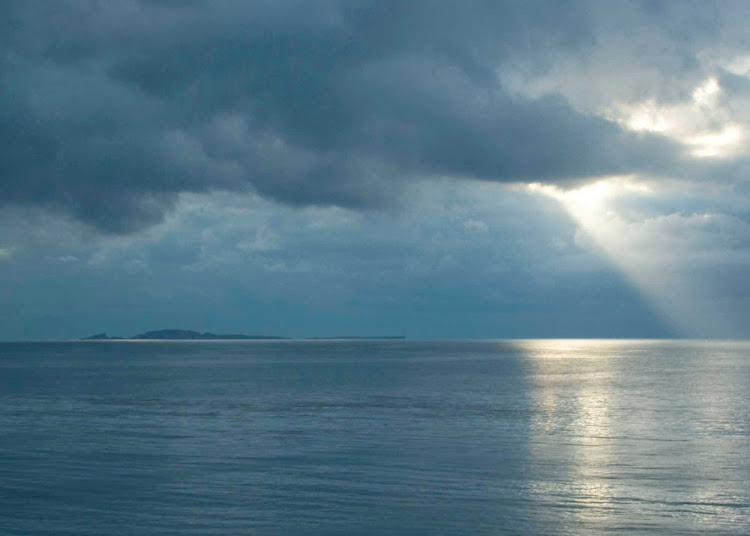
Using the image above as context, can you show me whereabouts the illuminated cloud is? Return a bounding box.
[1,0,727,232]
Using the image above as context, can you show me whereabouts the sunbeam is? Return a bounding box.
[528,178,737,337]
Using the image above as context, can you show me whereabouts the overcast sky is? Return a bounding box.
[2,0,750,339]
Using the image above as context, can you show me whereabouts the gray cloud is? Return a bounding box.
[1,0,744,232]
[0,183,678,339]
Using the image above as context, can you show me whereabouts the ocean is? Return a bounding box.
[1,339,748,535]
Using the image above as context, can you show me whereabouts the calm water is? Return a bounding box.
[1,340,749,535]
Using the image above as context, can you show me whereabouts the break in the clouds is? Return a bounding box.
[6,0,745,232]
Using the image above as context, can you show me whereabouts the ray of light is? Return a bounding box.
[528,178,735,337]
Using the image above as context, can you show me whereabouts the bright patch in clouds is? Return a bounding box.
[723,55,750,76]
[616,100,670,133]
[692,77,721,108]
[686,125,744,158]
[605,76,745,159]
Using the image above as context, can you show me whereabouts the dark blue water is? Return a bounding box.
[1,340,749,535]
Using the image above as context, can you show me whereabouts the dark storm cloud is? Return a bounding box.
[0,0,728,232]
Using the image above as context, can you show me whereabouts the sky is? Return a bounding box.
[2,0,750,339]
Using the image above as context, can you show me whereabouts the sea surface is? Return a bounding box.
[1,339,749,535]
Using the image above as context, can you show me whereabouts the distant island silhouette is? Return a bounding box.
[82,329,288,340]
[81,330,405,341]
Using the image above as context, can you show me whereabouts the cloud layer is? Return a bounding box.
[3,1,750,339]
[4,0,728,232]
[0,181,677,339]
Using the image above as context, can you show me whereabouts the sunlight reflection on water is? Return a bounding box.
[0,340,748,535]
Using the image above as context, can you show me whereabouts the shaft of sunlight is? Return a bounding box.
[528,178,732,337]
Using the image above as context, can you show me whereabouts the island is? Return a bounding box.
[81,329,405,341]
[81,329,288,340]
